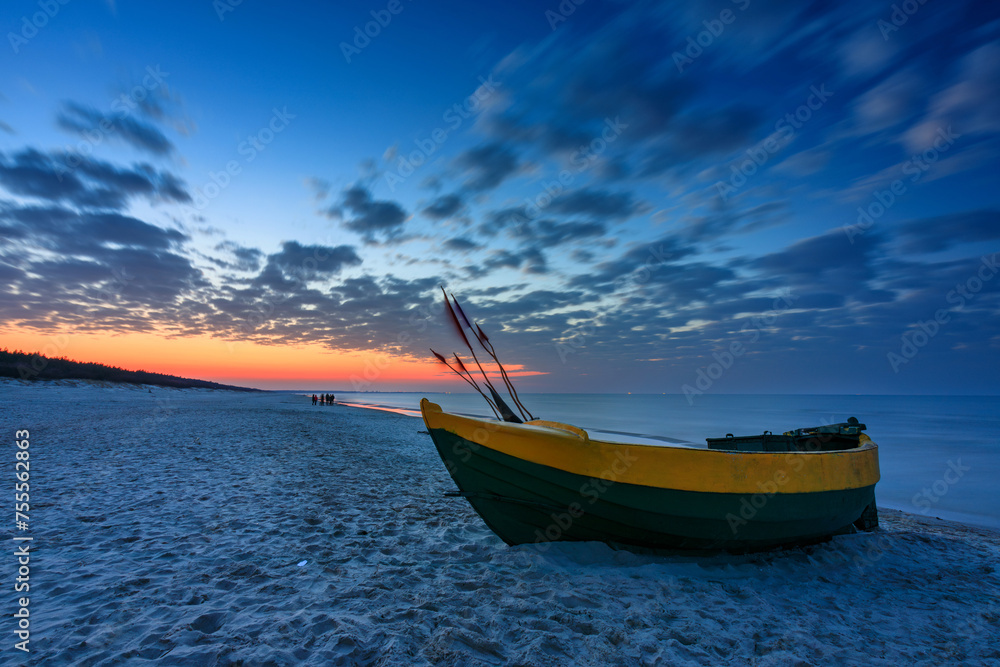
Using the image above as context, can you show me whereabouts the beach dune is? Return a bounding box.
[7,380,998,665]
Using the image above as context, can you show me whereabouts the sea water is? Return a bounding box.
[322,392,1000,530]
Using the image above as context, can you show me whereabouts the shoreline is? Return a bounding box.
[0,376,261,392]
[9,377,999,531]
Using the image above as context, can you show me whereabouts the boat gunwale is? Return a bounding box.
[421,398,878,457]
[420,398,880,495]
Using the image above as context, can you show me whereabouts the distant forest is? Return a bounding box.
[0,348,260,391]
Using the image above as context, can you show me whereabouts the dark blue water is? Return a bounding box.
[327,392,1000,530]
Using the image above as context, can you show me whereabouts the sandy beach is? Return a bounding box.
[5,379,999,666]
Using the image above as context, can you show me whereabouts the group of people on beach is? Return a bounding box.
[312,393,335,405]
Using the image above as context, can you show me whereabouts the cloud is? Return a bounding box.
[443,237,480,251]
[484,247,547,274]
[568,234,700,291]
[0,149,109,208]
[903,40,1000,153]
[0,202,207,324]
[454,143,521,192]
[509,219,607,248]
[473,207,611,249]
[672,107,763,159]
[255,241,363,289]
[0,159,431,354]
[471,289,589,321]
[207,272,448,352]
[752,227,888,301]
[212,241,264,272]
[641,262,742,307]
[421,193,464,220]
[679,201,786,242]
[547,188,644,220]
[57,101,175,156]
[772,147,829,177]
[0,262,24,286]
[634,108,763,179]
[475,0,825,183]
[1,205,207,328]
[0,148,190,210]
[479,206,530,236]
[482,6,698,155]
[1,204,187,256]
[328,185,408,242]
[853,69,925,136]
[896,209,1000,254]
[304,177,332,201]
[837,25,900,78]
[127,84,197,138]
[77,212,188,250]
[270,241,362,274]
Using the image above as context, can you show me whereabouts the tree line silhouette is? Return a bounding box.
[0,348,259,391]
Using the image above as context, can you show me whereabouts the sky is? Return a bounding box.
[1,0,998,394]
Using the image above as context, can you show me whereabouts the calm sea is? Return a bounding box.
[323,392,1000,530]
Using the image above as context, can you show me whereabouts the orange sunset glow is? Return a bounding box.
[0,329,431,389]
[1,329,547,390]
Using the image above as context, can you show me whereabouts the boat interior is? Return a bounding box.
[705,417,868,452]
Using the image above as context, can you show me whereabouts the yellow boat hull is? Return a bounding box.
[421,399,880,552]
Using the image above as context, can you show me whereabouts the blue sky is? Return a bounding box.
[1,0,999,393]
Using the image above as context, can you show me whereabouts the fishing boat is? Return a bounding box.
[421,399,880,552]
[422,290,879,552]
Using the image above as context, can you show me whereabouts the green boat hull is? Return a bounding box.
[429,426,876,552]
